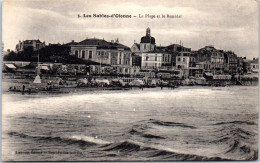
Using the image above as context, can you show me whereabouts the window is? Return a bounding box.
[82,51,85,59]
[155,63,157,67]
[144,44,146,49]
[178,58,181,62]
[146,56,149,61]
[183,58,186,62]
[155,57,157,61]
[89,51,92,59]
[75,50,79,57]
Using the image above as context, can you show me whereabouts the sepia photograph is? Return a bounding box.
[1,0,259,161]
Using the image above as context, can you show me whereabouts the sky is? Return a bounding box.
[2,0,259,59]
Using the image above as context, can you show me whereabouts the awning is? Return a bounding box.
[40,66,49,70]
[5,64,16,69]
[213,75,232,80]
[129,79,144,86]
[196,77,206,80]
[205,72,213,76]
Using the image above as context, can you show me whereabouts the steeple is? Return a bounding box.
[115,37,119,43]
[146,27,151,37]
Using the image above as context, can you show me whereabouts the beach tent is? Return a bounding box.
[190,79,196,84]
[54,77,63,84]
[33,75,41,84]
[95,79,110,85]
[5,64,16,69]
[111,79,125,86]
[118,79,126,86]
[161,80,169,86]
[78,78,88,84]
[195,77,206,85]
[182,79,190,85]
[129,79,144,86]
[151,79,157,86]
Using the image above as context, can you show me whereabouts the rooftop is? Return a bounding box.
[72,38,130,50]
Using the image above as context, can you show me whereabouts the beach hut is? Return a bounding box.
[129,79,144,86]
[118,79,126,86]
[78,78,88,84]
[182,79,190,85]
[195,77,207,85]
[95,79,110,86]
[150,79,157,86]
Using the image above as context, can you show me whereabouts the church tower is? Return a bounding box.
[140,27,156,52]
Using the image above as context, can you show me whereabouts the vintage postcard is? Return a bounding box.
[1,0,259,161]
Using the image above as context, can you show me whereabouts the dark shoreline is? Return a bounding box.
[2,78,258,96]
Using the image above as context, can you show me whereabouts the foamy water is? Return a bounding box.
[2,86,258,161]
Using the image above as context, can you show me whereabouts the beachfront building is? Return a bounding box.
[131,28,172,70]
[141,52,171,69]
[250,58,259,73]
[241,57,251,74]
[70,38,132,66]
[196,46,225,75]
[16,39,45,52]
[176,52,196,69]
[175,51,198,78]
[224,51,238,75]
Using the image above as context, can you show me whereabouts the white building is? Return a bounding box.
[176,52,195,69]
[141,52,171,69]
[70,38,132,66]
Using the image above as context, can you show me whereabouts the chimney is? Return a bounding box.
[72,40,74,42]
[253,57,255,60]
[111,40,114,43]
[243,57,246,59]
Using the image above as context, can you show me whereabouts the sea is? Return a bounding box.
[1,86,258,161]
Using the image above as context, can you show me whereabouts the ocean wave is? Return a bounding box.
[99,140,229,161]
[213,121,256,126]
[209,126,258,160]
[101,141,141,152]
[7,131,256,161]
[129,128,165,139]
[8,132,97,147]
[147,149,228,161]
[149,119,196,129]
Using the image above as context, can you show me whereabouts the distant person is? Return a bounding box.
[22,85,25,93]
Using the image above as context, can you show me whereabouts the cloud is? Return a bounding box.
[2,0,258,59]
